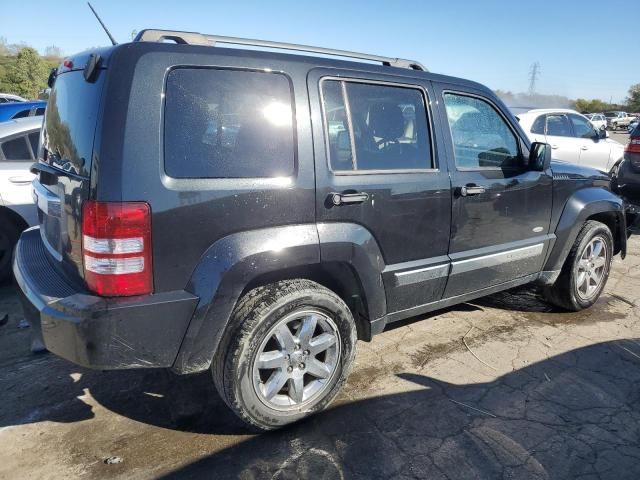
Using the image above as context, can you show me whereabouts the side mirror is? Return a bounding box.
[529,142,552,171]
[598,128,607,139]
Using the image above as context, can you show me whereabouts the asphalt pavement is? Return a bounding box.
[1,235,640,479]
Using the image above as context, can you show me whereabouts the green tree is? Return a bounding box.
[626,84,640,112]
[5,47,47,99]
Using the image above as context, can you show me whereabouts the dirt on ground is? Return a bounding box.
[1,237,639,480]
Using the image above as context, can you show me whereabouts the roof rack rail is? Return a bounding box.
[133,29,427,71]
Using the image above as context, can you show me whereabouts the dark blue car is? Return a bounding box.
[0,101,46,122]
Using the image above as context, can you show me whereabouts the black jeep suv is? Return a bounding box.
[14,30,629,430]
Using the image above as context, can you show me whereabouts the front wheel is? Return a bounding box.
[212,279,357,431]
[543,220,614,311]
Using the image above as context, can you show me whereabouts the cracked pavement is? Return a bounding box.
[1,237,639,479]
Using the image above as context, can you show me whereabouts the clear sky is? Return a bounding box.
[3,0,637,102]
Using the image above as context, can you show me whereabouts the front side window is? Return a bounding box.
[569,114,596,139]
[164,68,295,178]
[546,114,573,137]
[321,79,433,171]
[1,136,32,161]
[444,93,520,169]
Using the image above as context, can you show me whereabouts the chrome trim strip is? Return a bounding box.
[394,263,450,286]
[450,243,544,275]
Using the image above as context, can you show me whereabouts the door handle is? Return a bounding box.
[581,146,589,150]
[459,185,486,197]
[329,192,369,206]
[550,144,559,149]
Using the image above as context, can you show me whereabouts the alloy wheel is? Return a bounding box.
[576,236,608,301]
[252,309,340,411]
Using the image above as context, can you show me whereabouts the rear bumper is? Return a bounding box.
[13,227,199,370]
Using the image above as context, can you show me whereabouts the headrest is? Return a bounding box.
[368,103,405,141]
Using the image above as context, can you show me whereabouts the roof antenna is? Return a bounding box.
[87,2,117,46]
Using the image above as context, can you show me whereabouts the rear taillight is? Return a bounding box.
[626,137,640,154]
[82,201,152,296]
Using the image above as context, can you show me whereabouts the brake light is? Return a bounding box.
[626,137,640,154]
[82,201,152,296]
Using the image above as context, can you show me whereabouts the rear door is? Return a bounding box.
[544,113,582,164]
[432,83,553,297]
[309,69,452,314]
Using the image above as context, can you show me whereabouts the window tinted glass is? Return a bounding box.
[322,80,432,171]
[164,68,294,178]
[569,114,596,139]
[28,132,40,156]
[322,81,353,170]
[546,115,573,137]
[531,115,546,134]
[444,93,520,169]
[1,136,32,161]
[11,109,30,119]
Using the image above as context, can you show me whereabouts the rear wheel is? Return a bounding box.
[543,220,613,311]
[0,216,21,283]
[212,279,357,431]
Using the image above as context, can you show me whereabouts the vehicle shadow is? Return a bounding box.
[158,339,640,480]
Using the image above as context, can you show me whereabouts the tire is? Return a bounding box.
[0,216,21,283]
[543,220,614,311]
[212,279,357,431]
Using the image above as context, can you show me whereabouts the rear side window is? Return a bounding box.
[444,93,521,169]
[164,68,295,178]
[11,109,30,119]
[321,79,433,172]
[546,114,573,137]
[1,136,32,161]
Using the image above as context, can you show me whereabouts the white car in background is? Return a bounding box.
[584,113,607,131]
[0,116,40,281]
[0,93,28,104]
[517,109,624,174]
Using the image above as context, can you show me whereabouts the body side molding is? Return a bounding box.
[173,224,321,374]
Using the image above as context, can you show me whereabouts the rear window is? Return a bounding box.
[164,68,295,179]
[45,70,106,176]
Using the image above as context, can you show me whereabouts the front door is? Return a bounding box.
[432,85,553,297]
[567,113,612,171]
[309,69,452,314]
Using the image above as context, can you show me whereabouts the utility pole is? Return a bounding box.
[528,61,541,95]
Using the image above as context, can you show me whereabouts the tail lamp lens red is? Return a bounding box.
[81,201,152,296]
[626,137,640,154]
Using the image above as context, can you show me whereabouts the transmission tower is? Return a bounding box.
[528,61,541,94]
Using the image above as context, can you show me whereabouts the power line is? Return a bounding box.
[528,61,541,94]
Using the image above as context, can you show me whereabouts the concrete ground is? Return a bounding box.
[1,237,639,480]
